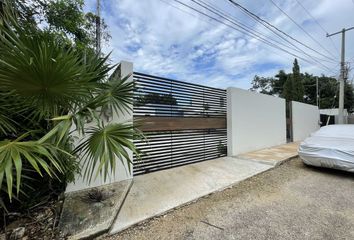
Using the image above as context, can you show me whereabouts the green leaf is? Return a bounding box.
[0,138,64,201]
[11,148,22,194]
[38,119,72,145]
[51,115,72,121]
[4,154,13,200]
[0,12,112,121]
[75,122,141,183]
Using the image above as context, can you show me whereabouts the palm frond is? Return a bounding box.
[0,111,16,135]
[39,116,73,146]
[0,91,18,135]
[75,73,134,122]
[74,122,140,183]
[0,137,65,201]
[100,74,134,116]
[0,15,112,120]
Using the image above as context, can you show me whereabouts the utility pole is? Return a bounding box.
[327,26,354,124]
[316,77,319,107]
[316,76,319,107]
[96,0,101,54]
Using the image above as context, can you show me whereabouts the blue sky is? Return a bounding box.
[84,0,354,89]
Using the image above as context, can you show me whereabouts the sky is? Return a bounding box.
[84,0,354,90]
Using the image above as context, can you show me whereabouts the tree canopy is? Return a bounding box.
[283,59,305,102]
[4,0,110,51]
[250,59,354,112]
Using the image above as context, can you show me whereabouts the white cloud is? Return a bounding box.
[84,0,354,89]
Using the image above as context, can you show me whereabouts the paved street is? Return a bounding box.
[105,158,354,240]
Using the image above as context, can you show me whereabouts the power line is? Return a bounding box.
[227,0,336,62]
[172,0,332,72]
[327,52,354,77]
[192,0,306,58]
[294,0,340,56]
[294,0,326,33]
[158,0,255,62]
[197,0,334,65]
[160,0,292,65]
[327,26,354,123]
[268,0,337,60]
[327,62,341,76]
[160,0,337,74]
[158,0,294,66]
[159,0,207,23]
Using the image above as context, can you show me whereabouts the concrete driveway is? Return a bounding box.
[104,158,354,240]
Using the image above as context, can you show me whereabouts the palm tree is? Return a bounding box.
[0,4,139,202]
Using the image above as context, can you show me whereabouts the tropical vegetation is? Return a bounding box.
[0,0,138,213]
[250,58,354,112]
[282,59,305,102]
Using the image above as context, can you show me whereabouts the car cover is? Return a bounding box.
[298,125,354,172]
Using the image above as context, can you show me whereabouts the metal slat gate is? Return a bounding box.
[133,72,227,175]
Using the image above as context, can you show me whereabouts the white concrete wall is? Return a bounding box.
[320,108,348,124]
[227,87,286,156]
[66,61,133,193]
[291,101,320,141]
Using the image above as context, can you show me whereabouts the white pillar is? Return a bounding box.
[111,61,134,175]
[226,88,234,156]
[66,61,134,193]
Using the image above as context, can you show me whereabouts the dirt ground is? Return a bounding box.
[103,158,354,240]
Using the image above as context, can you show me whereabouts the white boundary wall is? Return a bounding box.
[66,61,133,193]
[320,108,348,124]
[227,87,286,156]
[291,101,320,142]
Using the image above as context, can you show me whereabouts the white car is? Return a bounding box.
[298,125,354,172]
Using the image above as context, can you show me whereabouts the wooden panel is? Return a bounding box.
[135,117,226,131]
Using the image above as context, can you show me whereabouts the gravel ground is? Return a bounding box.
[103,158,354,240]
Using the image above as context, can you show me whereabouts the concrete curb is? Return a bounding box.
[109,166,272,235]
[108,156,299,236]
[235,154,299,167]
[59,179,133,240]
[108,179,134,234]
[274,155,299,166]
